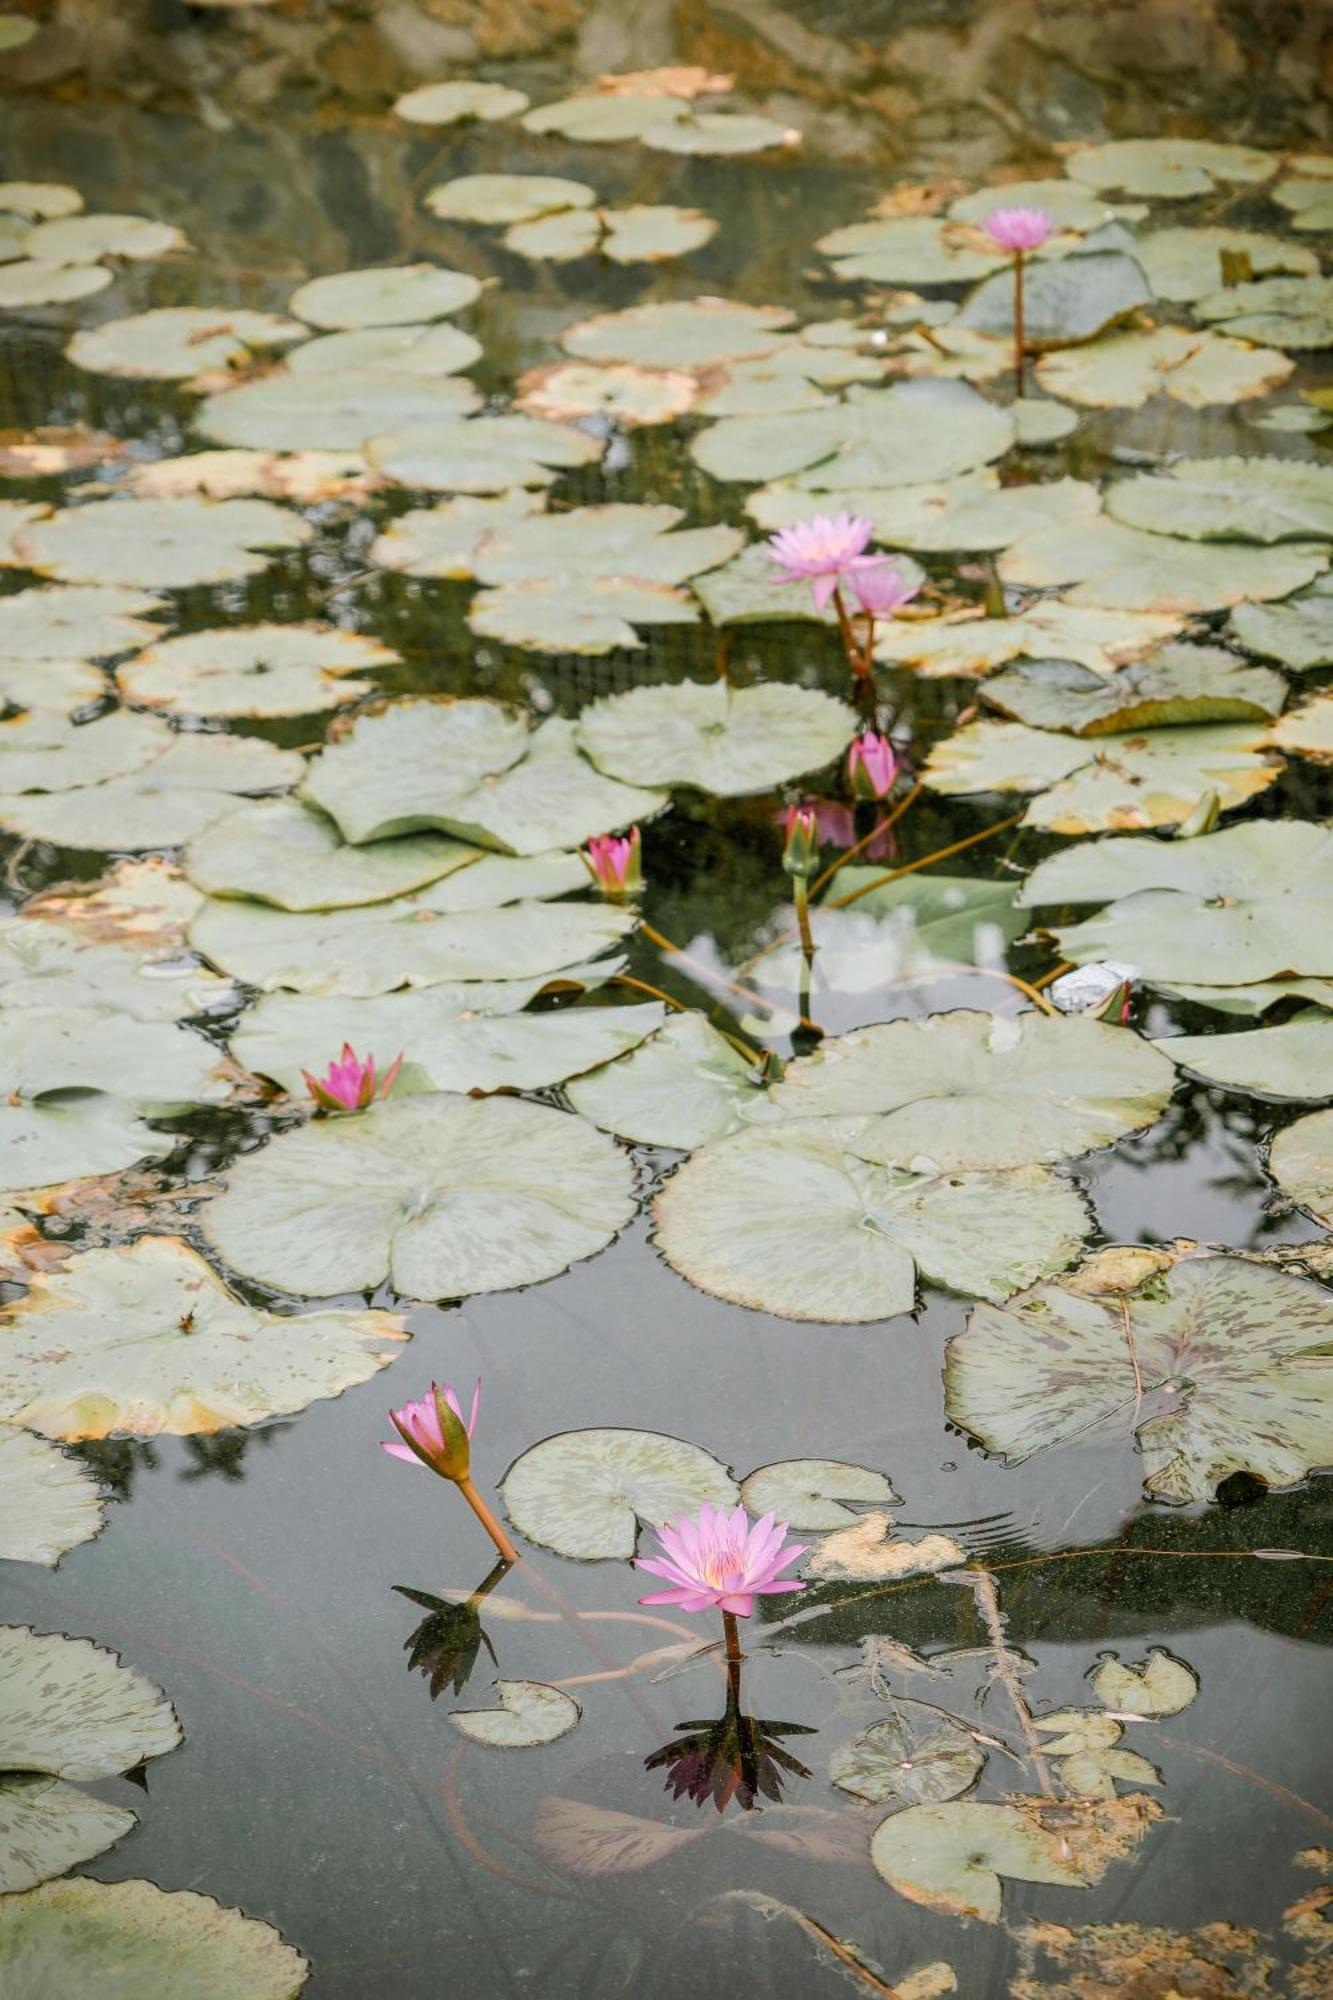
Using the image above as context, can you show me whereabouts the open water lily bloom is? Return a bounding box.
[766,511,891,610]
[983,205,1056,253]
[302,1043,402,1112]
[636,1502,808,1616]
[382,1380,480,1481]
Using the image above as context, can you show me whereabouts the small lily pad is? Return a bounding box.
[451,1681,581,1748]
[1091,1652,1198,1717]
[645,110,795,156]
[395,80,529,125]
[370,493,547,578]
[739,1458,897,1529]
[522,91,691,144]
[1153,1011,1333,1100]
[288,264,481,329]
[1269,1109,1333,1227]
[116,623,394,718]
[0,1428,105,1567]
[831,1709,984,1807]
[12,496,312,589]
[1,585,164,661]
[0,184,83,220]
[567,1012,768,1150]
[25,213,187,262]
[500,1427,738,1559]
[577,681,856,796]
[1269,693,1333,762]
[424,174,595,225]
[66,307,305,380]
[0,262,111,308]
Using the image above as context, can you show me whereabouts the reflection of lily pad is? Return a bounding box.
[831,1707,984,1807]
[945,1250,1333,1503]
[0,1237,408,1438]
[12,496,312,589]
[66,307,304,380]
[0,1429,104,1567]
[771,1012,1174,1170]
[1035,326,1292,408]
[567,1013,768,1150]
[451,1680,581,1748]
[501,1427,738,1560]
[1107,458,1333,542]
[1269,1109,1333,1227]
[116,623,394,717]
[202,1096,635,1300]
[981,645,1284,733]
[288,263,481,328]
[740,1458,896,1529]
[1153,1012,1333,1101]
[184,798,485,910]
[577,681,855,796]
[654,1118,1089,1322]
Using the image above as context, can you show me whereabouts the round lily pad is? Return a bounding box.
[25,213,187,262]
[945,1250,1333,1503]
[0,1098,169,1196]
[395,80,529,125]
[0,183,83,220]
[1106,457,1333,543]
[739,1458,897,1529]
[367,412,601,493]
[817,215,1005,286]
[1035,326,1293,408]
[653,1118,1089,1323]
[284,322,481,377]
[560,298,795,369]
[66,307,305,380]
[1269,1108,1333,1227]
[500,1427,738,1559]
[521,92,691,144]
[0,1428,104,1567]
[1153,1011,1333,1101]
[197,369,479,452]
[577,681,855,796]
[184,798,485,910]
[831,1708,984,1807]
[116,623,394,718]
[469,577,698,654]
[645,110,795,156]
[450,1681,581,1748]
[201,1094,636,1300]
[288,263,481,329]
[425,174,595,225]
[370,494,547,579]
[871,1800,1093,1923]
[1091,1651,1197,1717]
[566,1012,769,1150]
[0,1235,408,1438]
[12,496,311,589]
[0,585,164,661]
[0,262,110,308]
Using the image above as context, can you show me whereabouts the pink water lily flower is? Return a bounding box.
[984,205,1056,253]
[848,730,898,800]
[850,564,920,618]
[767,511,892,611]
[382,1380,480,1483]
[302,1044,402,1112]
[636,1502,808,1617]
[583,827,643,899]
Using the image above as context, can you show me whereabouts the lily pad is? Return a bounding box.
[876,604,1184,679]
[1035,326,1293,408]
[0,654,104,716]
[0,1775,137,1896]
[0,585,163,661]
[1269,1109,1333,1227]
[1274,173,1333,231]
[0,262,111,308]
[1229,574,1333,669]
[370,494,547,579]
[200,1095,636,1300]
[696,380,1012,488]
[831,1708,984,1807]
[472,504,741,588]
[1106,457,1333,543]
[0,184,83,220]
[599,205,718,263]
[367,412,601,493]
[871,1797,1151,1923]
[0,1098,169,1195]
[945,1249,1333,1503]
[949,180,1112,230]
[395,80,529,125]
[470,578,695,654]
[981,645,1285,733]
[560,298,795,369]
[0,1878,309,1997]
[1196,274,1333,348]
[739,1458,897,1529]
[183,798,488,910]
[1065,138,1275,198]
[66,307,305,381]
[770,1012,1174,1170]
[645,110,795,156]
[522,91,691,144]
[751,474,1100,556]
[12,497,312,589]
[451,1681,581,1748]
[576,681,856,796]
[25,213,187,262]
[1132,227,1315,302]
[500,1427,738,1560]
[0,1236,408,1438]
[116,623,394,718]
[817,215,1006,286]
[424,174,595,225]
[284,322,481,377]
[688,541,846,626]
[1091,1651,1198,1717]
[0,1428,104,1567]
[956,251,1152,348]
[197,369,479,453]
[515,360,699,428]
[1153,1012,1333,1100]
[998,518,1325,612]
[0,728,302,850]
[127,449,377,505]
[653,1118,1089,1322]
[301,702,665,853]
[0,1006,233,1113]
[1269,693,1333,762]
[288,264,481,329]
[566,1012,768,1150]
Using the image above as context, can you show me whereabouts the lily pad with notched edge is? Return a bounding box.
[1195,274,1333,348]
[366,412,601,492]
[981,645,1285,733]
[1228,574,1333,669]
[0,1006,233,1113]
[0,262,110,308]
[0,585,164,660]
[945,1249,1333,1503]
[0,1236,408,1438]
[0,1098,169,1195]
[1107,457,1333,543]
[369,493,547,578]
[515,360,699,428]
[500,1427,738,1560]
[872,1796,1156,1923]
[739,1458,897,1529]
[749,474,1101,556]
[1035,326,1293,408]
[285,322,481,377]
[699,380,1013,489]
[0,1878,309,1998]
[817,215,1006,286]
[1065,138,1274,198]
[653,1118,1090,1323]
[24,213,187,262]
[66,308,305,380]
[577,680,856,796]
[395,80,529,125]
[288,264,480,329]
[875,604,1184,678]
[559,298,795,369]
[183,798,490,910]
[831,1708,984,1807]
[770,1012,1174,1170]
[522,91,692,145]
[451,1681,581,1748]
[998,518,1326,612]
[468,579,698,655]
[1091,1651,1197,1716]
[197,370,480,453]
[472,504,741,587]
[12,497,312,589]
[1135,226,1316,302]
[1269,1109,1333,1227]
[201,1095,635,1300]
[0,1429,104,1567]
[1153,1012,1333,1100]
[116,623,395,718]
[1269,693,1333,761]
[566,1012,769,1150]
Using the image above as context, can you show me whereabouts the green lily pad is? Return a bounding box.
[601,204,718,262]
[0,1098,169,1195]
[577,680,855,796]
[0,1428,105,1567]
[0,1878,309,1997]
[831,1708,984,1808]
[696,380,1012,488]
[183,798,490,910]
[451,1680,581,1748]
[1195,273,1333,348]
[25,213,187,262]
[0,709,162,790]
[981,645,1285,733]
[425,174,594,224]
[566,1012,769,1150]
[198,369,479,452]
[201,1095,635,1300]
[472,504,741,588]
[0,1774,137,1896]
[739,1458,897,1529]
[817,215,1006,286]
[116,623,394,718]
[66,307,305,380]
[654,1118,1088,1322]
[949,180,1112,230]
[0,1236,408,1438]
[559,297,795,369]
[302,701,665,853]
[1229,574,1333,668]
[1154,1011,1333,1100]
[395,80,529,125]
[1065,138,1275,198]
[998,518,1325,612]
[12,497,312,588]
[1107,457,1333,542]
[871,1799,1098,1923]
[645,110,795,156]
[370,493,547,579]
[751,474,1100,556]
[957,251,1152,348]
[232,992,664,1095]
[1269,692,1333,761]
[284,321,481,377]
[688,541,846,626]
[944,1249,1333,1503]
[1269,1108,1333,1227]
[1,585,163,660]
[0,260,111,308]
[515,359,700,428]
[501,210,600,259]
[1091,1651,1198,1717]
[1274,173,1333,231]
[875,604,1184,678]
[469,579,698,654]
[522,91,691,144]
[771,1012,1174,1170]
[500,1426,738,1560]
[1035,326,1293,408]
[288,263,481,329]
[367,412,601,492]
[0,1005,233,1113]
[1134,226,1316,301]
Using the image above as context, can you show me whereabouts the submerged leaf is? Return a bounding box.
[830,1705,983,1806]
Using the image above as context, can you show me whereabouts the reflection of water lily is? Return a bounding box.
[382,1380,479,1481]
[303,1043,402,1112]
[848,730,898,800]
[393,1560,508,1699]
[645,1700,815,1813]
[983,205,1055,252]
[583,827,643,900]
[766,511,891,612]
[636,1502,807,1616]
[848,566,919,619]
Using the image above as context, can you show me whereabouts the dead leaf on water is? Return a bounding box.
[806,1511,967,1581]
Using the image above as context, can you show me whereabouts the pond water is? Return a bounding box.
[1,4,1332,1995]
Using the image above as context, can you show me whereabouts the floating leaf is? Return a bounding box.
[601,205,718,262]
[1091,1651,1198,1717]
[500,1427,738,1559]
[0,1775,136,1896]
[567,1013,768,1150]
[1154,1012,1333,1100]
[0,184,83,220]
[66,307,304,380]
[0,1006,233,1113]
[805,1512,965,1581]
[998,518,1325,612]
[395,80,529,125]
[515,359,698,428]
[1229,574,1333,669]
[560,297,794,369]
[751,474,1101,556]
[831,1707,983,1807]
[1269,1109,1333,1227]
[688,541,846,626]
[957,251,1152,349]
[817,215,1005,286]
[740,1458,897,1529]
[654,1119,1089,1323]
[0,585,163,661]
[184,798,488,911]
[949,179,1113,230]
[1274,171,1333,231]
[577,681,855,796]
[472,504,740,588]
[875,604,1183,678]
[451,1681,581,1748]
[1269,693,1333,762]
[522,91,691,144]
[644,111,795,156]
[945,1250,1333,1503]
[197,369,479,453]
[0,1878,309,1997]
[469,577,696,654]
[981,645,1284,733]
[1107,457,1333,543]
[872,1800,1095,1922]
[0,1098,168,1196]
[1132,226,1315,302]
[127,448,377,505]
[424,174,595,225]
[0,262,110,308]
[116,623,394,718]
[288,263,481,328]
[12,497,312,589]
[370,493,546,578]
[25,213,187,262]
[284,322,481,377]
[770,1013,1174,1170]
[201,1096,635,1299]
[367,412,601,492]
[1035,326,1293,408]
[0,1429,104,1567]
[697,380,1012,488]
[0,1237,407,1438]
[1065,138,1274,197]
[1195,273,1333,348]
[0,655,103,716]
[501,210,600,259]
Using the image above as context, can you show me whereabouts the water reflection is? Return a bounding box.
[393,1558,508,1701]
[645,1694,815,1814]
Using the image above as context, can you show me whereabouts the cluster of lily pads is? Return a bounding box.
[1,113,1333,1992]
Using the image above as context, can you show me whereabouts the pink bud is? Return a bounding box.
[848,731,897,800]
[583,827,643,900]
[781,803,821,879]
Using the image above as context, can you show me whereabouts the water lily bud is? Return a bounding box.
[302,1044,403,1112]
[583,827,643,900]
[848,730,898,800]
[781,804,821,879]
[382,1380,480,1484]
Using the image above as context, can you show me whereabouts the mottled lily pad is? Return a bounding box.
[998,518,1325,612]
[981,645,1285,733]
[1035,326,1293,408]
[451,1681,581,1748]
[577,681,855,796]
[288,264,481,329]
[201,1095,636,1300]
[0,1429,105,1567]
[1269,1109,1333,1227]
[560,298,795,369]
[1229,574,1333,669]
[1091,1652,1197,1717]
[116,623,394,717]
[198,369,479,452]
[500,1427,738,1560]
[370,493,547,579]
[831,1708,984,1808]
[12,496,312,589]
[66,307,305,380]
[367,412,600,493]
[1106,457,1333,542]
[871,1798,1145,1923]
[944,1250,1333,1503]
[739,1458,897,1529]
[567,1012,768,1150]
[1154,1012,1333,1100]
